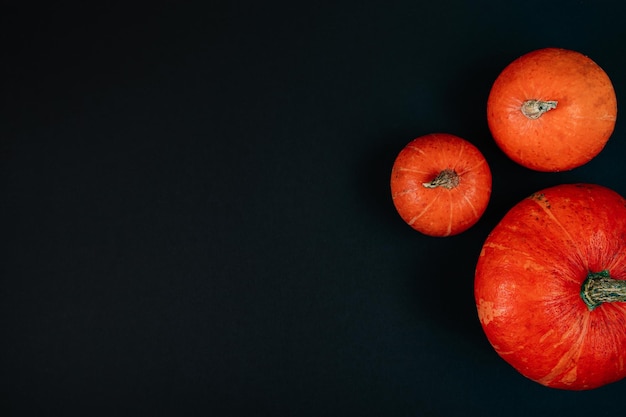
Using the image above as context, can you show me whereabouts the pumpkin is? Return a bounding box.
[475,183,626,390]
[487,48,617,172]
[390,133,492,237]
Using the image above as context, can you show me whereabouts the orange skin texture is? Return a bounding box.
[390,133,492,237]
[487,48,617,172]
[475,184,626,390]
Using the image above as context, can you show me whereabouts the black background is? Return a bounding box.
[3,1,626,416]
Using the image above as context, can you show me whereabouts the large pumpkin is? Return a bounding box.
[475,183,626,390]
[487,48,617,172]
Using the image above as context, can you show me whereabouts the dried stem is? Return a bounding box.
[422,169,460,190]
[521,99,558,119]
[580,270,626,311]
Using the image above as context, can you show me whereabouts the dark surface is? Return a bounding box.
[3,1,626,416]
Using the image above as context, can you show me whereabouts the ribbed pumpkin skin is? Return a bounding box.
[475,184,626,390]
[390,133,492,237]
[487,48,617,172]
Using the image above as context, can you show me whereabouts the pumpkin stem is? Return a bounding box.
[422,169,460,189]
[521,99,558,119]
[580,270,626,311]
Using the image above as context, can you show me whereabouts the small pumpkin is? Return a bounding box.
[390,133,492,237]
[487,48,617,172]
[475,183,626,390]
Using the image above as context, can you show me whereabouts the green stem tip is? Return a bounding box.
[581,270,626,311]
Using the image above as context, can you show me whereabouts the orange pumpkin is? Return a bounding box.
[487,48,617,172]
[475,184,626,390]
[390,133,492,237]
